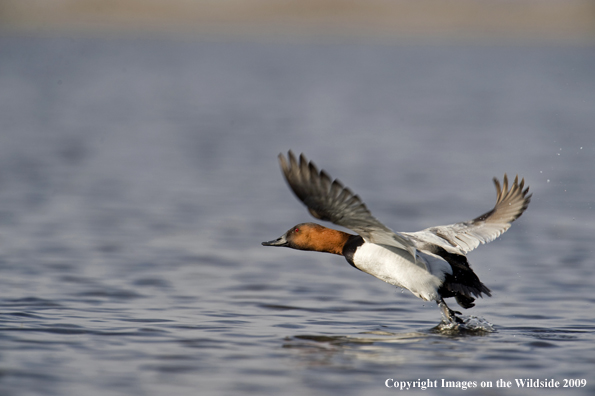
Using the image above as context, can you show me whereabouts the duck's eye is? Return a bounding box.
[294,228,299,233]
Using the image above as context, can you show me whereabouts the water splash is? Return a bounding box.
[432,316,496,335]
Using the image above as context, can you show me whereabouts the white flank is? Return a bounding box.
[352,243,451,302]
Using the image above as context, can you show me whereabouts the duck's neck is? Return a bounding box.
[309,227,352,255]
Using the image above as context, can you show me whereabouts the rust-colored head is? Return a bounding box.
[262,223,351,255]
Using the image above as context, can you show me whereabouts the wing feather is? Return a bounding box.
[404,174,531,254]
[278,151,416,258]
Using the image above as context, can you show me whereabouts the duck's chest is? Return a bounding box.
[343,241,447,301]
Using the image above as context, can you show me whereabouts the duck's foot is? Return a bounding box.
[437,298,463,324]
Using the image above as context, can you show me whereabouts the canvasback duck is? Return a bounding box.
[262,151,531,324]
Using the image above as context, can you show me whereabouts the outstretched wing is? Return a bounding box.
[404,174,531,254]
[278,151,416,258]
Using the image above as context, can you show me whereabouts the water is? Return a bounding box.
[0,36,594,395]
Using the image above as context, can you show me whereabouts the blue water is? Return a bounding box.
[0,36,594,395]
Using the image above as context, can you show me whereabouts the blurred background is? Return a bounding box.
[1,0,595,41]
[1,2,594,396]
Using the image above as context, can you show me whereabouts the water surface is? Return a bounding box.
[0,36,594,395]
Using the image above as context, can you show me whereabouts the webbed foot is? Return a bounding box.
[437,298,463,324]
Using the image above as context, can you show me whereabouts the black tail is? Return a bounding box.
[455,294,476,309]
[431,246,491,309]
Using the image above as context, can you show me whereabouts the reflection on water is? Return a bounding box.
[284,322,496,369]
[285,332,430,367]
[284,323,592,374]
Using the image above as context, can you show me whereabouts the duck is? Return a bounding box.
[262,151,531,324]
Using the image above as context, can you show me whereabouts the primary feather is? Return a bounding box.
[403,174,532,255]
[279,151,417,258]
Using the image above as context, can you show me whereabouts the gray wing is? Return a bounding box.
[404,174,531,254]
[279,151,416,258]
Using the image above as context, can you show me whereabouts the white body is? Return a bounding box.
[352,243,452,302]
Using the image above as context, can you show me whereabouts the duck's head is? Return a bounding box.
[262,222,350,255]
[261,222,320,250]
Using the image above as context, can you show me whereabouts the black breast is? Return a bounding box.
[342,235,365,270]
